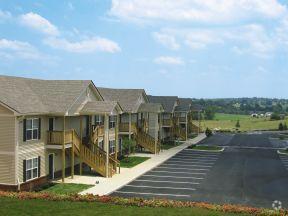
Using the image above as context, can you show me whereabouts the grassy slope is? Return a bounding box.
[40,183,93,195]
[120,156,150,168]
[0,197,248,216]
[202,113,288,131]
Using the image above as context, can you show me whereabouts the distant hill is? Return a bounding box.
[192,98,288,115]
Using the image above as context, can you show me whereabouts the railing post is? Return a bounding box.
[71,130,74,179]
[62,116,66,183]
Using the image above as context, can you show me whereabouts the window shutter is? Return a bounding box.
[38,118,41,140]
[23,119,26,142]
[38,156,41,177]
[23,160,26,182]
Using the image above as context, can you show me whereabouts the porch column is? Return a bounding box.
[71,129,74,179]
[104,114,109,177]
[154,113,157,155]
[79,116,83,175]
[115,114,119,160]
[62,116,66,182]
[128,112,132,140]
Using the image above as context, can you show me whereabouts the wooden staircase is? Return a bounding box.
[48,129,120,178]
[174,126,186,140]
[135,129,160,154]
[191,122,200,133]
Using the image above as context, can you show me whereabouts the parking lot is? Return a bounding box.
[112,133,288,208]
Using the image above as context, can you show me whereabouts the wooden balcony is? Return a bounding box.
[178,117,187,123]
[47,130,74,145]
[119,122,137,133]
[162,119,173,127]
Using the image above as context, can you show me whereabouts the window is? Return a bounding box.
[95,115,103,126]
[26,118,39,141]
[109,140,116,154]
[109,116,116,129]
[26,157,38,181]
[98,140,104,150]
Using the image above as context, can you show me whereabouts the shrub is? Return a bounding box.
[271,113,281,121]
[122,137,136,156]
[284,123,288,130]
[235,120,240,128]
[279,123,284,131]
[205,128,213,137]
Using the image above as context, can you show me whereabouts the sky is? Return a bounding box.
[0,0,288,99]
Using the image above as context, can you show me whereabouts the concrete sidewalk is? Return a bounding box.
[79,133,206,196]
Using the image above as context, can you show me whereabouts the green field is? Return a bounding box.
[120,156,150,168]
[0,197,248,216]
[202,113,288,132]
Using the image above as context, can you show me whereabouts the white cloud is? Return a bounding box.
[110,0,286,24]
[0,10,11,21]
[154,24,283,58]
[44,37,121,53]
[0,38,49,60]
[152,32,180,50]
[19,12,59,36]
[154,56,184,65]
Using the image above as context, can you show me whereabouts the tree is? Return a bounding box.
[204,106,216,120]
[205,128,213,137]
[122,137,136,157]
[271,112,281,121]
[284,123,288,131]
[279,123,284,131]
[235,120,240,128]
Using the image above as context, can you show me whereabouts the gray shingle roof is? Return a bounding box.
[98,87,147,113]
[148,95,178,113]
[138,103,163,113]
[0,75,92,115]
[175,98,193,112]
[79,101,122,115]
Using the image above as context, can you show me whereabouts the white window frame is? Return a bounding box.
[26,157,39,181]
[95,115,103,126]
[109,140,116,154]
[26,118,39,141]
[109,116,116,129]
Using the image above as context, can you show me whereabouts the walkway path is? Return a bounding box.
[79,134,206,196]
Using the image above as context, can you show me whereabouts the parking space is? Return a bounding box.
[113,149,222,200]
[112,133,288,209]
[279,154,288,171]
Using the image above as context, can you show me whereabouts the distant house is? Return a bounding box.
[251,113,258,118]
[265,112,272,118]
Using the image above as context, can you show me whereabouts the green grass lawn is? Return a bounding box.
[161,140,182,150]
[202,113,288,132]
[120,156,150,168]
[0,197,248,216]
[279,149,288,154]
[39,183,93,195]
[188,145,223,151]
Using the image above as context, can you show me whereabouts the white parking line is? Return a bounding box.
[173,155,219,159]
[115,191,191,198]
[168,158,217,163]
[161,163,212,168]
[142,174,204,180]
[150,170,206,175]
[134,179,200,185]
[126,185,196,191]
[155,167,209,171]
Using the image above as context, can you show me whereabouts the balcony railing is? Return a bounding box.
[119,122,137,133]
[162,119,173,127]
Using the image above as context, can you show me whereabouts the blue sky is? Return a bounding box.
[0,0,288,98]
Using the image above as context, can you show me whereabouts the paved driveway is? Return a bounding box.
[112,133,288,209]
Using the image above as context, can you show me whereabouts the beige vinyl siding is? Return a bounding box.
[17,116,47,183]
[0,106,16,184]
[148,113,159,141]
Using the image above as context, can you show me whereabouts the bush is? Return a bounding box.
[122,137,136,156]
[279,123,284,131]
[284,123,288,130]
[235,120,240,128]
[271,112,281,121]
[205,128,213,137]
